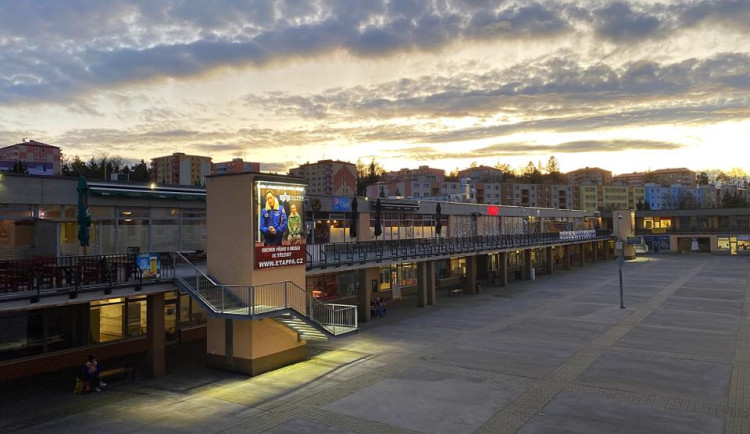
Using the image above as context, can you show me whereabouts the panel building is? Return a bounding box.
[151,153,212,186]
[289,160,357,196]
[0,140,62,176]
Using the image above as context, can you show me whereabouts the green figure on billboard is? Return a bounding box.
[287,204,303,243]
[260,190,287,245]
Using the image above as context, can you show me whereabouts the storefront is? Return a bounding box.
[0,291,207,364]
[307,270,359,300]
[717,235,750,255]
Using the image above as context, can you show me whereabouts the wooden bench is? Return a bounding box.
[448,288,464,297]
[100,364,135,382]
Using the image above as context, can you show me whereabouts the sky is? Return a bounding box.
[0,0,748,175]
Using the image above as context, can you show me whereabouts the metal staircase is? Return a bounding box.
[172,253,357,338]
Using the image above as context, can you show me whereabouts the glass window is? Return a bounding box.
[91,302,124,343]
[46,305,87,353]
[0,312,44,360]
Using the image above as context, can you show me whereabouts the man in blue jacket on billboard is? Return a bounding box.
[260,190,287,246]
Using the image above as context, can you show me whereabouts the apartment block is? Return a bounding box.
[289,160,357,196]
[151,152,212,186]
[0,140,61,176]
[567,167,612,186]
[213,158,260,175]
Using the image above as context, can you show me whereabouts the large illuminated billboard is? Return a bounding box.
[254,180,306,269]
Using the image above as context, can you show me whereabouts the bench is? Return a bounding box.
[100,364,135,382]
[448,288,464,297]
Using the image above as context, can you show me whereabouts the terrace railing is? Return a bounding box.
[308,230,613,270]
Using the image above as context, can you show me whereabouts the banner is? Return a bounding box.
[137,254,161,278]
[332,196,351,212]
[254,180,306,269]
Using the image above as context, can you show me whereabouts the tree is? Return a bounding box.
[130,160,150,182]
[355,158,369,195]
[696,172,710,185]
[10,160,28,174]
[445,168,459,182]
[545,156,563,183]
[469,161,478,168]
[520,161,543,184]
[642,169,659,185]
[644,199,651,211]
[494,162,514,178]
[728,167,747,187]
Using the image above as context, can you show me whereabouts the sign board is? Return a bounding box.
[487,205,499,216]
[255,180,306,269]
[137,254,161,278]
[626,237,641,245]
[332,197,351,212]
[615,241,623,250]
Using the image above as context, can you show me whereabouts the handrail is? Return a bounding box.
[173,253,357,335]
[309,230,613,269]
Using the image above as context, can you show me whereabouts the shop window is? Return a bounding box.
[0,312,45,360]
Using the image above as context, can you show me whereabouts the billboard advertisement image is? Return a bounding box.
[255,180,306,269]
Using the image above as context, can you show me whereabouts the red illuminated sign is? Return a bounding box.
[487,205,499,216]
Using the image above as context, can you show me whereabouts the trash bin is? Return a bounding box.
[530,268,536,281]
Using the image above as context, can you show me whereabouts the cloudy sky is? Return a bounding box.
[0,0,748,174]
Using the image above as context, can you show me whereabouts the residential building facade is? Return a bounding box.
[289,160,357,196]
[0,140,62,176]
[151,153,212,186]
[212,158,260,175]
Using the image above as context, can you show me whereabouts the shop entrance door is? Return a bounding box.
[730,237,738,255]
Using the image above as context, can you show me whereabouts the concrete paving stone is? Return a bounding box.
[579,350,732,403]
[497,316,612,345]
[599,283,662,295]
[675,286,746,300]
[536,301,633,324]
[574,290,651,307]
[427,334,580,378]
[323,366,528,434]
[517,391,724,434]
[614,325,736,358]
[262,418,356,434]
[661,296,744,315]
[642,309,742,334]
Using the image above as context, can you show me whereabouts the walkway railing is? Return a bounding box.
[0,253,174,301]
[308,230,612,269]
[173,253,357,335]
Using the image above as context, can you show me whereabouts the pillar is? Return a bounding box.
[546,247,554,275]
[358,268,375,322]
[593,242,599,262]
[580,243,586,266]
[417,262,428,307]
[466,256,477,294]
[564,245,572,270]
[146,293,166,378]
[523,249,532,280]
[427,261,437,305]
[498,252,508,287]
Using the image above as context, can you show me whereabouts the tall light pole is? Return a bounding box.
[617,213,625,309]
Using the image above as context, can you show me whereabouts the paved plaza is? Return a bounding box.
[1,254,749,433]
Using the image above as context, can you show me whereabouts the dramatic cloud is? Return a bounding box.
[1,1,748,104]
[0,1,748,174]
[389,139,685,161]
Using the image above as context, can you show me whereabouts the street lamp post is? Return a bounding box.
[617,213,625,309]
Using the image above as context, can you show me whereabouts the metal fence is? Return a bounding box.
[307,230,613,269]
[0,253,177,302]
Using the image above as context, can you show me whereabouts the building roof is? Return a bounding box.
[2,140,60,150]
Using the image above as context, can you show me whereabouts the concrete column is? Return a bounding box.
[466,256,477,294]
[358,268,373,322]
[546,246,554,275]
[564,245,572,270]
[417,262,428,307]
[580,243,586,266]
[593,242,599,262]
[498,252,508,287]
[146,293,166,378]
[523,249,532,280]
[427,261,437,305]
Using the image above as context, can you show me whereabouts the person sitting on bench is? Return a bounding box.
[83,354,106,392]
